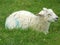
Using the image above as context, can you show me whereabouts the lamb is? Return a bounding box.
[5,8,58,34]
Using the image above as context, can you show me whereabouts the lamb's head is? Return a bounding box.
[38,8,58,22]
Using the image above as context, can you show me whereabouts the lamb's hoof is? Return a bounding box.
[44,32,49,35]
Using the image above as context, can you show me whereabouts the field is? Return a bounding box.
[0,0,60,45]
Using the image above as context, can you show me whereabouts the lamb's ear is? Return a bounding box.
[43,8,48,10]
[37,11,44,16]
[36,13,43,16]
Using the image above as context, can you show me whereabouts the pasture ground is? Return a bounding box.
[0,0,60,45]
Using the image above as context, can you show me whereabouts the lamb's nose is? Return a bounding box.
[56,17,58,19]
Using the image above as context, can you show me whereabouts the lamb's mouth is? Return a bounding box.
[54,19,58,22]
[48,19,58,22]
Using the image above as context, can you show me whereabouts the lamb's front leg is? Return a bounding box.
[43,30,49,35]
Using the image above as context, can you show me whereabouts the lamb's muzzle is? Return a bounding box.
[55,17,58,21]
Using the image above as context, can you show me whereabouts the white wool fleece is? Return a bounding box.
[5,8,58,34]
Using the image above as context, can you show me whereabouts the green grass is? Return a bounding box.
[0,0,60,45]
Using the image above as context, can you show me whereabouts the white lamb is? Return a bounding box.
[5,8,58,34]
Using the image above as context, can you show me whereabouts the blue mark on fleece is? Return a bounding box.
[14,18,19,28]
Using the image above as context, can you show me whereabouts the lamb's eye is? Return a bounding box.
[48,14,50,15]
[48,14,51,17]
[48,14,51,16]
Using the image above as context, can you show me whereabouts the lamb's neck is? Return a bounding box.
[35,16,50,25]
[35,16,51,34]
